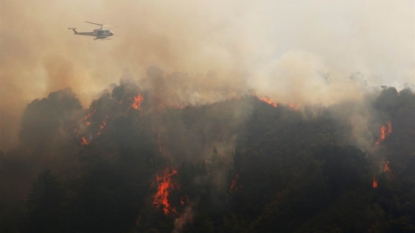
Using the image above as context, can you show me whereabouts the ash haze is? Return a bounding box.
[0,0,414,150]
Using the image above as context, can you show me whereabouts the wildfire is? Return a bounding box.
[256,96,300,110]
[383,160,394,178]
[232,95,242,100]
[383,161,391,172]
[64,108,97,131]
[80,137,89,145]
[82,109,96,121]
[131,94,144,110]
[96,119,107,136]
[229,173,241,193]
[135,215,142,226]
[375,122,392,145]
[258,96,278,108]
[372,177,378,188]
[180,195,189,206]
[153,167,179,215]
[288,103,300,110]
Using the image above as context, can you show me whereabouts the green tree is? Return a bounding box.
[23,170,67,233]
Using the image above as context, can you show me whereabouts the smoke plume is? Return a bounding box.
[1,0,413,152]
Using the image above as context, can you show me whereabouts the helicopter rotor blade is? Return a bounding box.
[85,21,116,28]
[85,21,103,26]
[103,24,117,28]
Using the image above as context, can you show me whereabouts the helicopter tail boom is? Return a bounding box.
[68,28,78,34]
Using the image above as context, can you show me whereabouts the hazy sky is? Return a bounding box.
[0,0,414,150]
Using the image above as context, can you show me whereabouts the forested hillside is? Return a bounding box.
[1,79,414,233]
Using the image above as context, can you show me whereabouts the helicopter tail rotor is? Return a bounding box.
[68,28,78,33]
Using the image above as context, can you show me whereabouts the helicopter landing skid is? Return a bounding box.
[94,38,112,41]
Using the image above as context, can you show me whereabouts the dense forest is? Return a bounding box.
[1,76,414,233]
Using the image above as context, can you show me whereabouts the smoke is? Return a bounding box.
[172,206,192,233]
[328,98,377,152]
[1,0,414,150]
[18,88,83,148]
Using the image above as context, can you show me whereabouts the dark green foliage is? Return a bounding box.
[219,214,249,233]
[315,146,371,196]
[67,162,146,233]
[23,170,67,233]
[296,191,374,232]
[1,86,414,233]
[19,88,82,148]
[251,162,330,233]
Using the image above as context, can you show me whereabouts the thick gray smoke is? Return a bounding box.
[1,0,413,150]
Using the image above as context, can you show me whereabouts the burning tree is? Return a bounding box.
[153,167,179,215]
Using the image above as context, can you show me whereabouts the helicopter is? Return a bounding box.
[68,21,114,40]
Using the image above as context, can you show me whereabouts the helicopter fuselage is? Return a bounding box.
[69,28,114,40]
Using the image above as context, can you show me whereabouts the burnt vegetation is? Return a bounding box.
[1,78,415,233]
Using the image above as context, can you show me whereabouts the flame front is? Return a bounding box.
[383,160,394,178]
[96,119,107,136]
[258,96,278,107]
[375,122,392,145]
[372,177,378,188]
[256,96,300,110]
[131,94,144,110]
[80,137,89,145]
[153,167,179,215]
[82,109,96,121]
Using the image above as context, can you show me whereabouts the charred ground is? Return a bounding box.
[1,78,415,233]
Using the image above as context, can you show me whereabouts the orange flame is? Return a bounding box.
[96,120,107,136]
[288,103,300,110]
[372,177,378,188]
[153,167,179,215]
[383,160,394,178]
[180,195,189,206]
[82,109,96,121]
[131,94,144,110]
[100,121,106,130]
[258,96,278,107]
[80,137,89,145]
[375,122,392,145]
